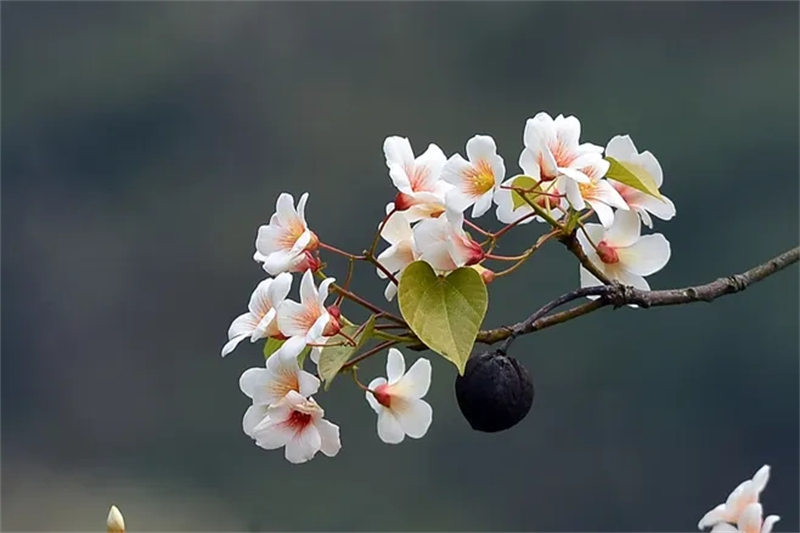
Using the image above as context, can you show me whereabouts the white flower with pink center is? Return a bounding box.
[606,134,676,228]
[577,210,670,291]
[383,136,452,222]
[254,192,319,275]
[376,202,419,301]
[220,273,293,357]
[563,157,630,228]
[250,390,341,464]
[275,270,341,360]
[413,207,485,274]
[520,112,605,185]
[699,465,775,531]
[365,348,432,444]
[442,135,506,218]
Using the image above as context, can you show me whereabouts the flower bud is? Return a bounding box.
[454,350,534,432]
[471,264,496,285]
[107,505,125,533]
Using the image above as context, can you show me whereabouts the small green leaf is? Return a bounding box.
[605,156,664,200]
[263,337,285,359]
[398,261,488,375]
[508,175,540,210]
[317,315,377,389]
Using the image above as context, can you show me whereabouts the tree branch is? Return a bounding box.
[478,246,799,348]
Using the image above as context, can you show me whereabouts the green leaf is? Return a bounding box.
[263,337,286,359]
[317,315,376,389]
[508,175,540,210]
[605,156,664,200]
[398,261,488,375]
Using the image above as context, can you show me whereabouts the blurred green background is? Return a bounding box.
[2,2,798,531]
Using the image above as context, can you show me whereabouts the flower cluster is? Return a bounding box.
[698,465,780,533]
[221,111,678,464]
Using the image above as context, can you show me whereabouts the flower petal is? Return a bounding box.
[709,523,738,532]
[386,348,406,384]
[274,193,298,227]
[605,134,638,161]
[242,404,269,438]
[377,410,405,444]
[276,300,310,337]
[752,464,771,494]
[518,147,540,178]
[605,209,641,248]
[284,424,321,464]
[414,144,447,189]
[617,234,671,276]
[737,503,763,533]
[221,333,250,358]
[393,357,431,399]
[315,419,341,458]
[263,249,302,276]
[239,367,269,399]
[698,505,729,530]
[762,515,781,533]
[394,398,433,439]
[471,191,494,218]
[317,277,336,307]
[587,200,615,229]
[384,136,415,171]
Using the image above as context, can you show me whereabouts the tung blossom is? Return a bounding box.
[699,465,774,531]
[442,135,506,218]
[493,175,566,226]
[709,503,780,533]
[383,136,452,222]
[413,206,485,273]
[563,156,630,228]
[221,273,293,357]
[577,210,671,292]
[254,192,319,275]
[275,270,341,360]
[606,134,676,228]
[366,348,433,444]
[250,390,341,464]
[520,112,605,185]
[376,202,419,301]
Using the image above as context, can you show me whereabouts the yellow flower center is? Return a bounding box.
[465,160,495,196]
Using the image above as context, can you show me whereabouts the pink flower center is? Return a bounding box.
[287,410,312,431]
[596,240,620,264]
[373,384,392,408]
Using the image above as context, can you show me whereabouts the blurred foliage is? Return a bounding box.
[2,3,798,532]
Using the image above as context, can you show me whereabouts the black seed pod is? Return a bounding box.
[454,350,534,433]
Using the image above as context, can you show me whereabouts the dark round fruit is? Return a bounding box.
[454,350,534,433]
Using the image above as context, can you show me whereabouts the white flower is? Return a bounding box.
[413,206,485,273]
[709,503,780,533]
[265,351,321,405]
[275,270,340,360]
[254,192,319,275]
[563,157,630,228]
[365,348,433,444]
[605,134,676,228]
[577,210,671,292]
[107,505,125,533]
[239,349,321,438]
[376,202,419,301]
[221,273,293,357]
[383,136,451,222]
[442,135,505,218]
[699,465,774,531]
[520,112,605,185]
[250,391,341,464]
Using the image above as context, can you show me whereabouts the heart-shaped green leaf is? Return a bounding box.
[398,261,488,375]
[317,315,376,389]
[605,156,664,200]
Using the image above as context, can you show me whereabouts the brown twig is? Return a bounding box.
[477,246,799,348]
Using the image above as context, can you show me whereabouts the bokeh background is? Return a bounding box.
[2,2,798,532]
